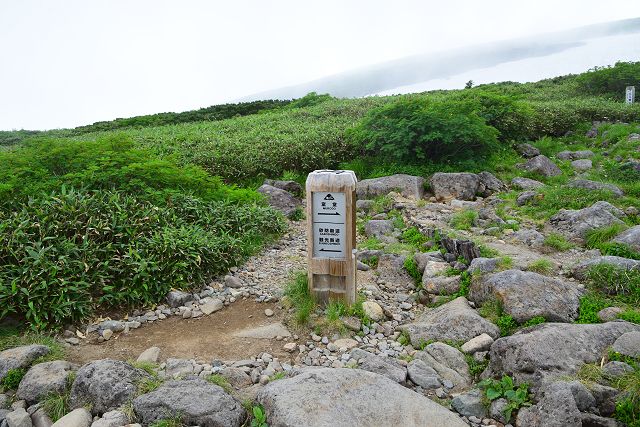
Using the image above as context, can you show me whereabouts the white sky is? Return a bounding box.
[1,0,639,130]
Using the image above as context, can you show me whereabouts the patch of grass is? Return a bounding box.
[150,417,183,427]
[585,223,629,249]
[206,374,233,394]
[397,330,411,346]
[137,377,163,395]
[360,255,379,269]
[465,354,489,379]
[401,226,430,250]
[288,206,305,221]
[1,368,26,390]
[450,209,478,231]
[497,256,513,270]
[384,242,415,254]
[477,243,500,258]
[370,195,393,214]
[449,271,472,299]
[586,264,640,306]
[359,236,384,251]
[611,362,640,427]
[478,299,517,336]
[576,292,611,324]
[543,233,575,251]
[283,271,315,325]
[596,242,640,260]
[521,316,546,328]
[619,310,640,324]
[0,332,65,362]
[576,363,604,385]
[270,372,286,381]
[132,361,159,376]
[43,391,70,422]
[527,258,554,275]
[403,257,422,286]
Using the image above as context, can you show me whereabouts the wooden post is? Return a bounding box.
[306,170,357,305]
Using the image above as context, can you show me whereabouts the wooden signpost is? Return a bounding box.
[306,170,357,305]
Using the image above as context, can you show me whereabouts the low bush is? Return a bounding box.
[1,368,26,389]
[478,375,531,423]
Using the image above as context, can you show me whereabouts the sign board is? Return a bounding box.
[626,86,635,104]
[306,170,357,304]
[312,192,346,258]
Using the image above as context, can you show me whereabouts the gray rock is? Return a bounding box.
[364,220,395,241]
[430,173,480,201]
[0,395,7,410]
[421,260,450,279]
[549,201,626,242]
[516,190,537,206]
[136,347,160,364]
[511,177,545,190]
[361,301,384,322]
[470,269,582,323]
[17,361,76,404]
[414,343,471,391]
[224,275,242,289]
[257,184,301,217]
[350,349,407,383]
[407,359,441,389]
[133,377,245,427]
[489,398,509,424]
[0,409,9,424]
[5,408,31,427]
[477,171,506,196]
[602,361,634,378]
[165,358,193,378]
[97,321,124,333]
[89,410,128,427]
[0,346,50,384]
[572,256,640,280]
[30,408,52,427]
[200,299,224,315]
[612,331,640,357]
[568,179,624,197]
[467,257,498,274]
[451,389,486,418]
[355,200,374,212]
[597,307,623,322]
[51,408,91,427]
[557,150,594,161]
[263,179,302,196]
[516,381,592,427]
[461,333,494,354]
[571,159,592,171]
[220,367,252,389]
[515,143,540,158]
[400,297,500,344]
[612,225,640,252]
[422,276,461,295]
[356,174,425,200]
[484,322,640,390]
[69,359,150,415]
[256,368,467,427]
[356,260,370,271]
[512,229,545,248]
[166,291,192,308]
[521,155,562,177]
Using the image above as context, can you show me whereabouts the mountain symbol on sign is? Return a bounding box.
[323,194,335,200]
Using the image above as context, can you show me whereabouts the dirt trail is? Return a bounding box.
[66,299,292,364]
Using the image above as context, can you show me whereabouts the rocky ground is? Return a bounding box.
[1,130,639,427]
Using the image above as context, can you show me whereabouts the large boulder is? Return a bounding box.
[556,150,594,161]
[0,345,50,383]
[521,155,562,177]
[133,378,246,427]
[363,219,395,242]
[515,143,540,158]
[257,184,301,217]
[263,179,302,196]
[612,331,640,357]
[511,177,544,190]
[414,342,472,391]
[469,270,582,323]
[17,361,76,404]
[477,171,506,196]
[429,173,480,201]
[356,174,425,199]
[256,368,467,427]
[549,201,626,242]
[69,359,151,415]
[571,159,592,171]
[572,255,640,280]
[399,297,500,344]
[483,321,640,390]
[52,408,92,427]
[612,225,640,252]
[568,179,624,197]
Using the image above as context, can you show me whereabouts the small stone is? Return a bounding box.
[51,407,91,427]
[5,408,31,427]
[283,343,297,353]
[101,329,113,341]
[200,299,224,315]
[64,338,80,346]
[362,301,384,321]
[182,309,192,319]
[461,334,494,354]
[136,347,161,364]
[264,309,274,317]
[224,275,243,289]
[259,375,270,385]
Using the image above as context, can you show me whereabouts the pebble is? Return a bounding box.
[102,329,113,340]
[264,309,274,317]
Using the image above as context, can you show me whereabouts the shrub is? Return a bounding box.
[1,368,26,389]
[478,375,532,423]
[348,97,500,163]
[0,189,285,329]
[401,227,429,250]
[575,61,640,98]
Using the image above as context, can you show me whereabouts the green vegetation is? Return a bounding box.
[575,61,640,98]
[478,299,518,336]
[0,331,65,361]
[586,264,640,305]
[206,374,233,394]
[403,257,422,286]
[1,368,26,390]
[283,272,315,325]
[478,375,532,423]
[543,233,575,251]
[401,227,430,250]
[251,405,268,427]
[526,258,554,275]
[150,417,183,427]
[450,210,479,231]
[137,377,163,394]
[43,391,71,422]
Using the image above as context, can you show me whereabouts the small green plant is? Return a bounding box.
[477,243,500,258]
[283,271,315,325]
[465,354,489,379]
[619,309,640,324]
[497,256,514,270]
[403,257,422,286]
[451,209,479,231]
[43,391,70,422]
[576,292,610,324]
[611,363,640,427]
[576,363,604,385]
[478,299,517,336]
[478,375,532,423]
[132,361,159,376]
[288,207,305,221]
[270,372,286,381]
[137,377,163,395]
[585,223,628,249]
[150,417,183,427]
[1,368,26,390]
[401,227,429,250]
[360,256,379,269]
[251,405,268,427]
[359,236,384,251]
[586,264,640,305]
[543,233,574,251]
[397,330,411,346]
[527,258,554,275]
[521,316,546,328]
[206,374,233,394]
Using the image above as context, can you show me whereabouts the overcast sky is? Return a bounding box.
[1,1,640,130]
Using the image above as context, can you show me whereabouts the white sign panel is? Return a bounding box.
[312,192,346,258]
[626,86,635,104]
